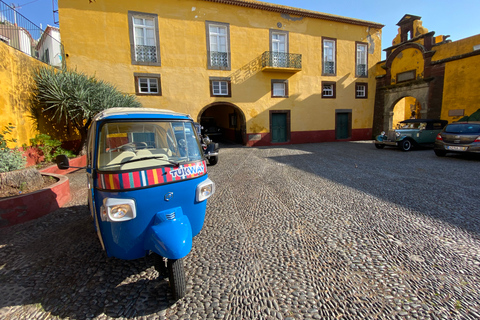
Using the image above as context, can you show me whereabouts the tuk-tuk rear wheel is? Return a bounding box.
[168,258,186,300]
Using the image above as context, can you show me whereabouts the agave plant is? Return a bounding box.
[30,66,141,154]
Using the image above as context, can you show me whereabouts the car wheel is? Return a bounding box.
[434,149,447,157]
[400,139,412,151]
[208,156,218,166]
[375,144,385,149]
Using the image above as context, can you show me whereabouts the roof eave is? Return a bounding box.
[201,0,384,29]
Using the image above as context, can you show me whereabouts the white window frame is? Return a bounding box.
[209,25,227,53]
[128,11,160,66]
[271,32,287,53]
[134,73,161,95]
[273,82,286,97]
[206,21,230,70]
[323,84,334,97]
[323,38,336,75]
[138,78,159,94]
[212,80,229,96]
[356,84,366,98]
[356,43,368,77]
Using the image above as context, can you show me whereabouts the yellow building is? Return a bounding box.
[374,14,480,133]
[58,0,383,146]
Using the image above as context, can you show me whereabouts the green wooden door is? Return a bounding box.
[336,113,350,140]
[271,113,287,143]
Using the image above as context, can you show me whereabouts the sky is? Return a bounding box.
[8,0,480,59]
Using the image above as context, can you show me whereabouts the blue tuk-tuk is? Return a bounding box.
[56,108,215,299]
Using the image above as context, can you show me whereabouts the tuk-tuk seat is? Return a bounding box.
[102,151,135,169]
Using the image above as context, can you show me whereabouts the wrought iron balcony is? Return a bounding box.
[323,61,335,74]
[261,51,302,72]
[356,64,367,77]
[209,51,229,68]
[135,45,157,63]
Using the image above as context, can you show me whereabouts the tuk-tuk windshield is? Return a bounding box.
[97,120,203,172]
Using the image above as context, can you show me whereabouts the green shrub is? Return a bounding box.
[0,124,26,173]
[30,134,76,163]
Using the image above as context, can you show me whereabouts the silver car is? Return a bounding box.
[434,121,480,156]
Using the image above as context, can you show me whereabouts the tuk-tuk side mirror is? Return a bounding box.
[56,154,70,170]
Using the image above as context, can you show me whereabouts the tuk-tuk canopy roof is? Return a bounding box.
[94,107,192,122]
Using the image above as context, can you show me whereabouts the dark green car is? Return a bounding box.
[375,119,448,151]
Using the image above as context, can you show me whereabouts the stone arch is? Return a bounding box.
[383,81,430,130]
[197,102,247,145]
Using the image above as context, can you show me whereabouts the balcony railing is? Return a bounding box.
[261,51,302,72]
[210,51,229,68]
[323,61,335,74]
[135,45,157,63]
[357,64,367,77]
[0,0,64,68]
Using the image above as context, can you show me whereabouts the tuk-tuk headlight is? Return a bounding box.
[196,178,215,202]
[101,198,136,222]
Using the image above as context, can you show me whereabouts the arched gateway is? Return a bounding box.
[197,102,247,145]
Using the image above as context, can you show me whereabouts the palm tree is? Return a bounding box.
[30,66,141,154]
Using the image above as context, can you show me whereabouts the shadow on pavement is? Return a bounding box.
[0,204,173,319]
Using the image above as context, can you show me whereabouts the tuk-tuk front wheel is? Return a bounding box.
[168,258,186,300]
[153,253,168,278]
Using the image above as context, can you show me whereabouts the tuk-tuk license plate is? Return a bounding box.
[447,146,467,151]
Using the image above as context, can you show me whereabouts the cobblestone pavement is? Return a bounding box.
[1,141,480,320]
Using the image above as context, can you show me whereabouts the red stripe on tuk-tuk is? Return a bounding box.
[122,172,131,189]
[132,171,141,188]
[111,174,120,189]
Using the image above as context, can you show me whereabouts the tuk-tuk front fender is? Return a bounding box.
[145,207,192,260]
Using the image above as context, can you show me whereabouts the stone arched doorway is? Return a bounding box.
[392,96,422,128]
[198,102,246,145]
[382,81,429,130]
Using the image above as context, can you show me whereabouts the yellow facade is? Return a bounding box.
[59,0,382,145]
[0,41,42,147]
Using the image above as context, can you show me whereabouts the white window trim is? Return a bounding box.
[273,82,286,97]
[206,21,231,70]
[212,80,229,96]
[323,39,336,75]
[323,84,334,97]
[356,43,368,77]
[138,77,159,94]
[271,31,288,53]
[128,11,160,66]
[209,24,228,53]
[356,85,366,97]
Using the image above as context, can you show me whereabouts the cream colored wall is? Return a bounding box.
[0,41,43,147]
[59,0,382,135]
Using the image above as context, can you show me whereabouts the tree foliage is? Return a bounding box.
[30,66,141,154]
[458,108,480,122]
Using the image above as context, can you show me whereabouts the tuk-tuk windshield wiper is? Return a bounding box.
[103,156,180,168]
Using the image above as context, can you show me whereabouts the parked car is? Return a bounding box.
[375,119,448,151]
[433,121,480,156]
[200,117,222,136]
[194,122,219,165]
